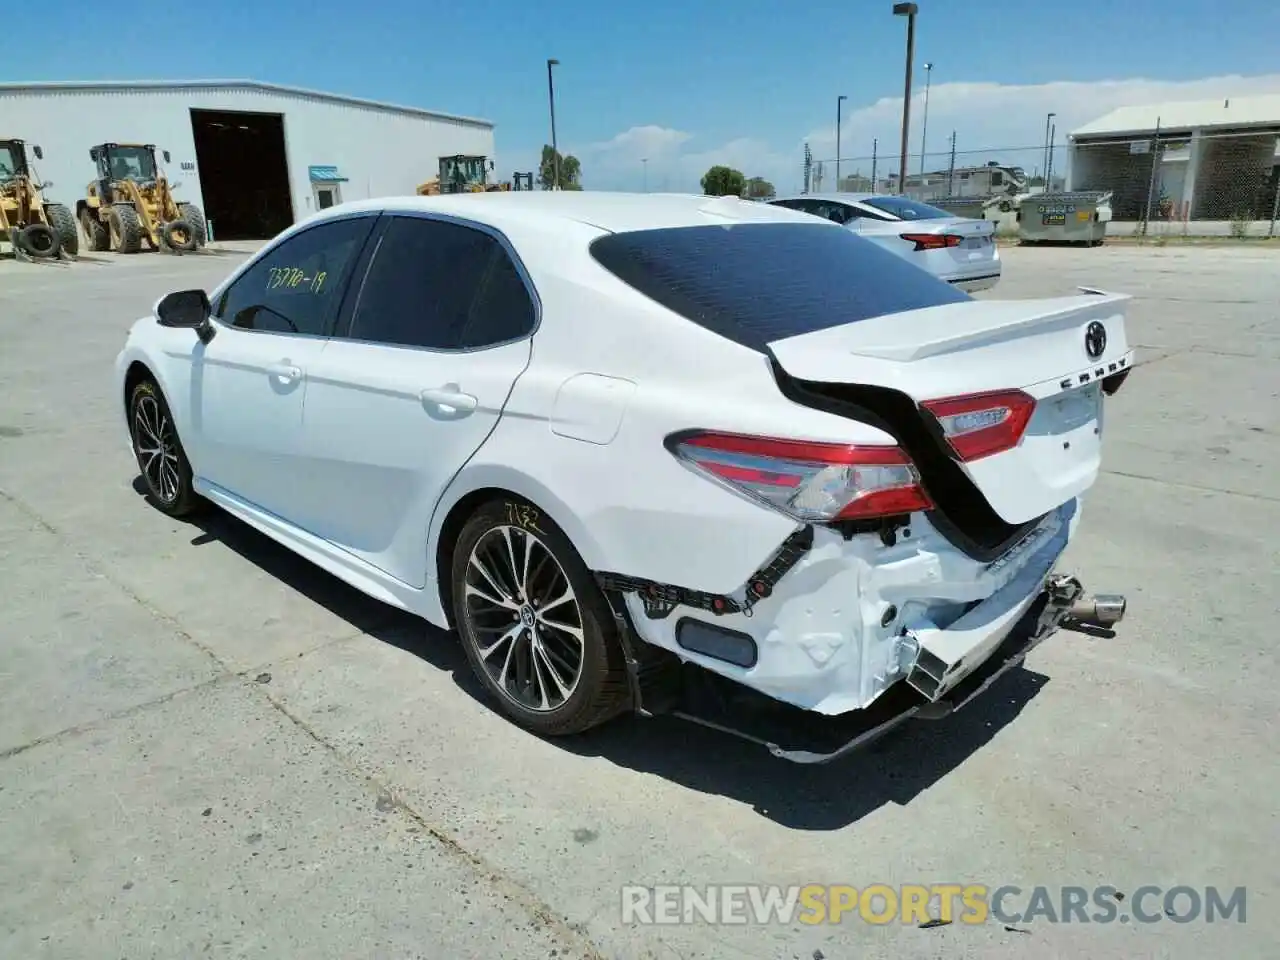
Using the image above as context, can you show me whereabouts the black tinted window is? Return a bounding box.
[589,222,969,351]
[461,248,536,348]
[346,217,531,350]
[217,217,374,336]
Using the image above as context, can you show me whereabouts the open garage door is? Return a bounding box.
[190,109,294,240]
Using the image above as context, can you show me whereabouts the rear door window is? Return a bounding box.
[589,222,969,351]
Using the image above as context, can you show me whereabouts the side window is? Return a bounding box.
[459,245,536,349]
[836,203,862,222]
[217,217,374,336]
[344,216,533,351]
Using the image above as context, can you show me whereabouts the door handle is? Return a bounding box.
[267,361,302,383]
[420,384,478,415]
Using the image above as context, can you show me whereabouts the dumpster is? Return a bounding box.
[926,196,987,220]
[1017,190,1113,245]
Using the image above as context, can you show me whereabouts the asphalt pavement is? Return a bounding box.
[1,238,1276,959]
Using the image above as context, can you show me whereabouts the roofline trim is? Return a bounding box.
[0,79,493,128]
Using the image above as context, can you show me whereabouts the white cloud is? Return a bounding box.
[542,72,1280,194]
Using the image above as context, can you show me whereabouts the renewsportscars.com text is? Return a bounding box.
[620,884,1247,926]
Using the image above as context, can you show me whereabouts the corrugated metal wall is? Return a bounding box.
[0,84,495,237]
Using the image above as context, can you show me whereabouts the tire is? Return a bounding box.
[178,202,207,247]
[108,203,143,254]
[17,222,58,258]
[450,498,630,736]
[44,203,79,257]
[128,378,202,517]
[81,208,109,251]
[161,219,197,252]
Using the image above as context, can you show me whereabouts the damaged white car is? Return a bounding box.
[115,192,1132,762]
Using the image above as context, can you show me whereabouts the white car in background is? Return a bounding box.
[115,191,1129,763]
[769,192,1002,292]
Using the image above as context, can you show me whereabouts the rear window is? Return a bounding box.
[861,197,954,220]
[588,222,969,351]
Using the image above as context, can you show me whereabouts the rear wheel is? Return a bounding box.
[178,202,207,247]
[128,379,201,517]
[44,204,79,257]
[81,208,109,251]
[450,499,630,736]
[108,203,142,253]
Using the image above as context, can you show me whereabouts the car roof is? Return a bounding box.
[307,191,827,237]
[772,192,882,204]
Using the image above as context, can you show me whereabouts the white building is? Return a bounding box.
[0,79,494,240]
[1068,93,1280,223]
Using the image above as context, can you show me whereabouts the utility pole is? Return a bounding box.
[547,59,560,190]
[641,158,648,193]
[1046,119,1057,189]
[947,130,956,195]
[836,94,847,190]
[919,62,933,179]
[893,2,918,196]
[1042,112,1055,186]
[871,138,878,191]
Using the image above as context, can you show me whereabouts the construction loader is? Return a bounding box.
[0,138,79,259]
[77,143,206,254]
[416,155,515,195]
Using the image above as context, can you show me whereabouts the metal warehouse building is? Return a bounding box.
[0,79,494,240]
[1067,93,1280,224]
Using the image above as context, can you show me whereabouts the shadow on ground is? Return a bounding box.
[145,480,1050,832]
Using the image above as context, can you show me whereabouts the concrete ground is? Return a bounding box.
[1,240,1276,959]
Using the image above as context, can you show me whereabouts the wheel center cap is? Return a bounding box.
[519,605,536,628]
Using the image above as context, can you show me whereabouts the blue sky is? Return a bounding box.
[18,0,1280,191]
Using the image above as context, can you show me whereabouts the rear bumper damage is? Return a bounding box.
[597,497,1127,763]
[613,572,1125,764]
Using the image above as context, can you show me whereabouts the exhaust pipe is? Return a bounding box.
[1068,594,1127,626]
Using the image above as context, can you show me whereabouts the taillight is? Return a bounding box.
[900,232,963,251]
[921,389,1036,462]
[668,431,932,522]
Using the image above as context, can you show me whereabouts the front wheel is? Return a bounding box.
[450,499,630,736]
[129,379,202,517]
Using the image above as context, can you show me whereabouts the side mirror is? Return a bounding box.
[33,145,43,160]
[156,289,216,344]
[163,150,171,163]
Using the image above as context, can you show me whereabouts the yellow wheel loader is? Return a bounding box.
[0,138,78,259]
[416,155,513,196]
[77,143,206,254]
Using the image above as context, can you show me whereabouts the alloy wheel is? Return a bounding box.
[463,525,586,713]
[133,393,182,503]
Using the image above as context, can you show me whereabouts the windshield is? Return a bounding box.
[107,145,157,182]
[861,196,954,220]
[442,156,486,187]
[589,222,968,352]
[0,143,20,180]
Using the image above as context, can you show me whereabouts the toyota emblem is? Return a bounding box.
[1084,321,1107,360]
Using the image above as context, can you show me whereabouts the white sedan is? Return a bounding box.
[768,192,1002,292]
[115,192,1130,762]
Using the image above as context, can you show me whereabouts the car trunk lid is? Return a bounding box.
[766,290,1134,525]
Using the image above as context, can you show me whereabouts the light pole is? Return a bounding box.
[641,157,648,192]
[1042,111,1055,188]
[893,2,918,196]
[547,58,560,190]
[919,62,933,180]
[836,94,847,190]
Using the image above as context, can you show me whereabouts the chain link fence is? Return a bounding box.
[802,127,1280,238]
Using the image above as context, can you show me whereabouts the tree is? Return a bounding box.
[700,165,746,197]
[744,176,776,200]
[538,145,582,190]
